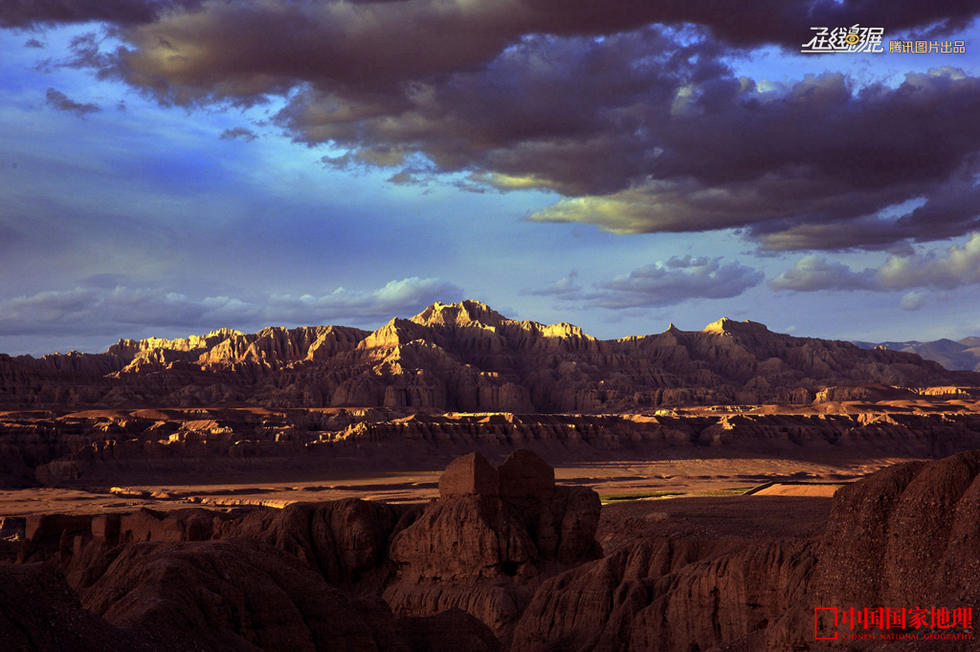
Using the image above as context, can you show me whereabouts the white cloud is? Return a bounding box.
[268,277,463,323]
[524,270,582,299]
[900,291,927,311]
[770,255,874,291]
[877,232,980,289]
[772,232,980,294]
[529,257,763,309]
[0,277,463,339]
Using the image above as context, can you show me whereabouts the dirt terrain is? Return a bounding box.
[0,455,877,516]
[1,396,973,515]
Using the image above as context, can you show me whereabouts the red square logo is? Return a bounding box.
[815,607,839,640]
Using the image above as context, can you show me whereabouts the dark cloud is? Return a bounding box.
[24,38,43,48]
[748,154,980,251]
[58,1,980,106]
[19,1,980,251]
[38,32,117,74]
[219,126,257,142]
[387,169,424,186]
[0,0,203,28]
[771,232,980,292]
[528,69,980,250]
[0,277,464,338]
[5,0,976,46]
[274,29,725,195]
[45,87,101,116]
[531,257,763,308]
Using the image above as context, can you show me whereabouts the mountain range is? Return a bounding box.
[855,336,980,372]
[1,300,977,411]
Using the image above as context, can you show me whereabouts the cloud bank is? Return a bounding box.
[772,232,980,292]
[0,277,463,338]
[14,0,978,253]
[530,256,763,309]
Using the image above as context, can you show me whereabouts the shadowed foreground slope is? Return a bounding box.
[2,449,979,650]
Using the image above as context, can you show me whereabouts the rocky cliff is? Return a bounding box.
[383,450,601,643]
[2,300,977,411]
[8,450,979,650]
[6,450,597,650]
[510,450,980,651]
[6,407,980,489]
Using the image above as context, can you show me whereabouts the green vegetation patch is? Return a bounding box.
[600,487,753,504]
[693,487,753,496]
[600,491,685,502]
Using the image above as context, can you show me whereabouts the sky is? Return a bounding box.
[1,0,979,356]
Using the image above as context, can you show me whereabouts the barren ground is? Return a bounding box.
[0,455,900,517]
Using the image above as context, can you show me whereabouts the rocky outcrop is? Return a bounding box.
[8,450,980,650]
[78,540,408,651]
[23,534,501,651]
[215,498,412,593]
[12,487,497,650]
[768,450,980,649]
[511,536,818,652]
[3,300,977,411]
[45,499,412,597]
[439,451,500,497]
[383,450,601,642]
[815,382,918,402]
[512,451,980,651]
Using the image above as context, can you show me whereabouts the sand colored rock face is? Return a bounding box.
[3,300,977,412]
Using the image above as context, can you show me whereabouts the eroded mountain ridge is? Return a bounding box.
[2,300,975,411]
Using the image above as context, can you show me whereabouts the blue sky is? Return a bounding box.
[1,2,979,355]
